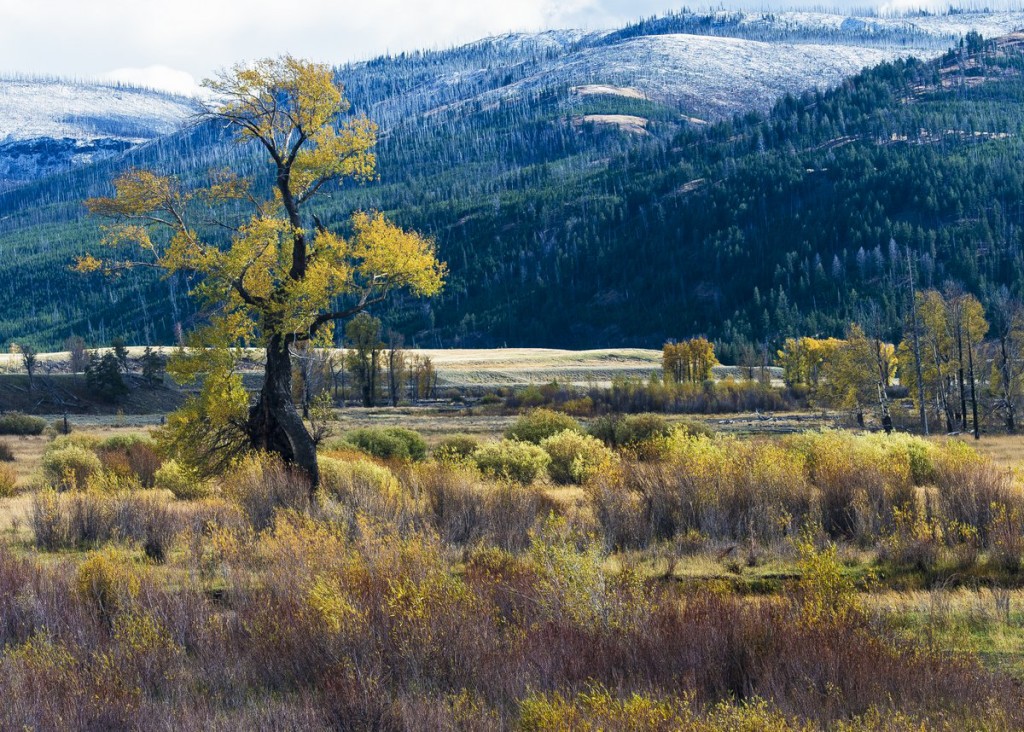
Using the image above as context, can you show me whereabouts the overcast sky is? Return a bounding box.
[0,0,981,96]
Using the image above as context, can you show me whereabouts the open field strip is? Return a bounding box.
[0,346,784,388]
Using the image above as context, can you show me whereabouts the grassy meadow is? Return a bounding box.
[1,368,1024,728]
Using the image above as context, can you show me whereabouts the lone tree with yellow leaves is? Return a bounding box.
[79,56,446,487]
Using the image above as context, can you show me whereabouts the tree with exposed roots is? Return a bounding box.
[79,56,446,487]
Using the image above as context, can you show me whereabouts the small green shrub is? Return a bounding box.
[98,433,150,451]
[0,440,14,462]
[0,412,46,436]
[505,408,581,444]
[47,433,100,451]
[154,459,212,500]
[319,456,399,500]
[385,427,427,461]
[342,427,427,461]
[473,440,551,484]
[89,469,145,493]
[41,443,102,490]
[861,432,937,485]
[614,413,673,447]
[540,429,616,485]
[96,435,162,488]
[433,434,481,462]
[675,418,715,439]
[587,414,621,446]
[588,413,679,448]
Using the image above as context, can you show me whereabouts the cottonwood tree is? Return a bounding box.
[988,288,1024,433]
[407,354,437,400]
[662,337,718,384]
[777,336,843,388]
[65,335,88,373]
[815,324,896,421]
[79,56,445,486]
[903,290,957,433]
[898,288,988,437]
[19,344,38,392]
[345,313,384,407]
[940,288,987,439]
[386,331,406,407]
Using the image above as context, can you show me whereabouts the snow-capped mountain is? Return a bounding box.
[0,77,200,189]
[1,9,1022,193]
[468,34,899,121]
[1,8,1023,349]
[337,9,1024,134]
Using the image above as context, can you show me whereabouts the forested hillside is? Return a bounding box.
[1,11,1023,354]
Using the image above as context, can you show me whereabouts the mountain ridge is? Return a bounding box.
[1,9,1023,353]
[0,76,200,189]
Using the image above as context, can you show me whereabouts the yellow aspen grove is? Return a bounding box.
[662,337,718,384]
[78,56,446,488]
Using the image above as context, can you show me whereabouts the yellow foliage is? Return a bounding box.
[154,459,214,499]
[350,210,446,297]
[663,337,718,384]
[82,55,446,478]
[75,547,143,621]
[518,688,812,732]
[796,535,860,625]
[5,632,78,681]
[306,573,367,635]
[112,611,183,669]
[0,462,17,497]
[778,336,843,387]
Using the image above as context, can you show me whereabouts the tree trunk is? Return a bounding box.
[1001,336,1017,433]
[967,330,980,441]
[956,328,968,431]
[906,248,928,435]
[247,335,319,490]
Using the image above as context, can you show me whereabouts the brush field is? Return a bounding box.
[1,396,1024,728]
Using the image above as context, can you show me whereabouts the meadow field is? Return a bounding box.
[2,388,1024,729]
[0,347,782,390]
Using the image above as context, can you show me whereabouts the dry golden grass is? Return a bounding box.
[1,426,153,487]
[0,493,32,541]
[325,408,514,447]
[2,435,50,484]
[868,587,1024,679]
[960,434,1024,473]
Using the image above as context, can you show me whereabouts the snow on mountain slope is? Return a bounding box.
[0,78,200,189]
[3,9,1023,191]
[494,34,899,118]
[753,10,1024,40]
[352,10,1024,128]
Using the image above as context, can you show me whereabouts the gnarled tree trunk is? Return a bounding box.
[247,335,319,490]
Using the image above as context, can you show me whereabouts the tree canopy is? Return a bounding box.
[80,55,446,482]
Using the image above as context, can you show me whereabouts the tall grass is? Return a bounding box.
[3,523,1014,729]
[589,430,1023,556]
[5,427,1024,727]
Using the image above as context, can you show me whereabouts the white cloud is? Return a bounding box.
[0,0,671,85]
[100,66,203,97]
[4,0,1007,88]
